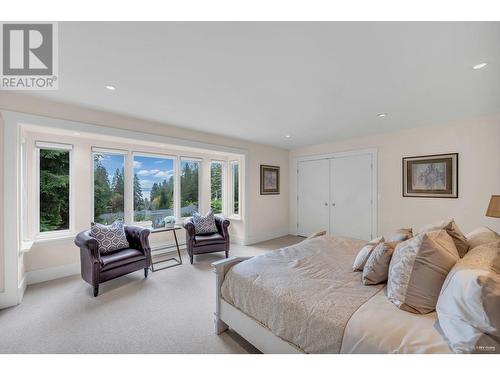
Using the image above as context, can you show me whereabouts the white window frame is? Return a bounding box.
[179,157,202,218]
[229,160,241,219]
[91,147,128,224]
[210,160,226,215]
[131,151,177,224]
[35,141,74,239]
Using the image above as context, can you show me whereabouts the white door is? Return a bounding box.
[330,154,373,240]
[297,159,330,237]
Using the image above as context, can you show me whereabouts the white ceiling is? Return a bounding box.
[31,22,500,149]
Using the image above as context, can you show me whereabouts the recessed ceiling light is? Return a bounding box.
[377,113,387,118]
[105,85,116,91]
[473,62,488,70]
[73,132,81,136]
[285,135,291,139]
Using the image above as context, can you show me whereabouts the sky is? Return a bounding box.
[96,154,174,201]
[133,156,174,200]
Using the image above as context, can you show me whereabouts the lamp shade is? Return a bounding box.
[486,195,500,218]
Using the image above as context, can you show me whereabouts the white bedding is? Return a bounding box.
[221,236,384,353]
[341,287,452,353]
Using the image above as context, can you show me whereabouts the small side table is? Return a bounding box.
[149,225,183,271]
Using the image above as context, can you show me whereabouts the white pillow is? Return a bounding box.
[466,227,500,250]
[436,241,500,353]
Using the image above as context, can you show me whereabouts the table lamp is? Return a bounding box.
[486,195,500,218]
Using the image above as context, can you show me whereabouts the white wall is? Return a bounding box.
[0,93,289,293]
[290,115,500,237]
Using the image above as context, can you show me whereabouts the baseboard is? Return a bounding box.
[230,236,246,246]
[26,263,80,286]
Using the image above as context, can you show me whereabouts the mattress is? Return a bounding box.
[221,235,384,353]
[341,286,452,353]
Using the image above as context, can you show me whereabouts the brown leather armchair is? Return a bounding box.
[183,216,230,264]
[74,226,152,297]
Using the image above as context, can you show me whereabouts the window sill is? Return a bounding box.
[20,240,35,253]
[31,233,76,247]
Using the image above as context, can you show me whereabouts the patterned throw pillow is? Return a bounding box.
[90,220,130,254]
[362,241,399,285]
[193,211,218,234]
[352,236,384,272]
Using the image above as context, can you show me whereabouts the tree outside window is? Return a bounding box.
[93,152,125,224]
[39,149,70,232]
[180,160,200,217]
[210,161,224,214]
[133,155,174,223]
[232,161,239,215]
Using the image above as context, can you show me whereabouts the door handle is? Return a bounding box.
[332,203,336,207]
[324,202,328,206]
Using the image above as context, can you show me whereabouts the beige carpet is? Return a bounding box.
[0,235,303,354]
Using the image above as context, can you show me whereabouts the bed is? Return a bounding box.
[212,235,452,354]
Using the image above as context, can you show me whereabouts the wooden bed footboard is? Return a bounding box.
[212,256,304,354]
[212,256,250,334]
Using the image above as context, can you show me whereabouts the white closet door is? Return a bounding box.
[330,154,373,240]
[297,159,330,237]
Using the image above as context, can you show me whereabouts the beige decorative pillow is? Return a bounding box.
[352,236,384,272]
[417,219,469,258]
[307,230,327,239]
[386,228,413,242]
[466,227,500,250]
[436,241,500,353]
[387,230,459,314]
[362,241,399,285]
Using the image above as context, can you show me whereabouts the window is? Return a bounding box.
[210,161,224,214]
[38,144,71,232]
[133,154,174,223]
[93,150,125,224]
[231,161,240,216]
[180,159,200,217]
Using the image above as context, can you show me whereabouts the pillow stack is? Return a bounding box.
[362,241,399,285]
[352,228,413,284]
[416,218,469,258]
[436,240,500,353]
[352,237,384,272]
[387,230,459,314]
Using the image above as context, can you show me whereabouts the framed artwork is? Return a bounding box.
[402,153,458,198]
[260,165,280,195]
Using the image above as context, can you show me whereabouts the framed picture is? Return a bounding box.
[260,165,280,195]
[402,153,458,198]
